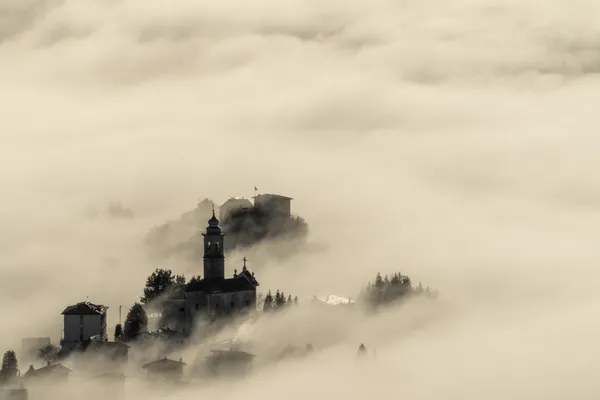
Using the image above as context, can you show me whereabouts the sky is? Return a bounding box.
[2,0,600,398]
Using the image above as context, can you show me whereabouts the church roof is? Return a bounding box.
[25,363,72,378]
[252,193,293,200]
[185,278,255,294]
[236,268,259,287]
[62,301,108,315]
[142,357,186,370]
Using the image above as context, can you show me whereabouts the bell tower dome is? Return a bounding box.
[202,208,225,280]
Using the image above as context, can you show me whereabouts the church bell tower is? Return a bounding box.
[202,209,225,280]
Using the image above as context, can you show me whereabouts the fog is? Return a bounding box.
[2,0,600,397]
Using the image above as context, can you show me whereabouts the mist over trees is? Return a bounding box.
[362,272,438,308]
[222,207,308,252]
[144,197,309,264]
[123,303,148,341]
[262,290,298,312]
[37,344,59,363]
[141,268,186,306]
[87,201,135,220]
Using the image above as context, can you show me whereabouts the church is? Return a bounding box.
[163,211,260,334]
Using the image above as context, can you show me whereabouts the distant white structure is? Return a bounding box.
[61,301,108,351]
[220,197,253,221]
[314,295,354,306]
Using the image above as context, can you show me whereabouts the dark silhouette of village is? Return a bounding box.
[1,192,437,398]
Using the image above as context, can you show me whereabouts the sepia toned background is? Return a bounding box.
[1,0,600,398]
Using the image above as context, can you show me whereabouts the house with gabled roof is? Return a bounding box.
[142,357,186,382]
[60,301,108,351]
[23,362,72,383]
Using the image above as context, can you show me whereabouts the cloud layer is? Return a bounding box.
[2,0,600,397]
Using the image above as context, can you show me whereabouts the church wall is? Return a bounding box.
[186,292,209,314]
[160,298,187,332]
[208,290,256,316]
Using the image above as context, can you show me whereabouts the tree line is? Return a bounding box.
[362,272,438,308]
[263,290,298,312]
[110,265,439,343]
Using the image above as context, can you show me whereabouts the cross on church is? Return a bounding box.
[243,257,247,268]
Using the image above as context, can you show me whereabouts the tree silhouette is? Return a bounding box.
[123,303,148,341]
[187,275,202,286]
[363,271,437,308]
[0,350,18,384]
[114,324,123,340]
[263,290,274,312]
[264,289,298,311]
[274,290,286,308]
[375,273,384,288]
[141,268,181,305]
[37,344,59,363]
[223,207,309,252]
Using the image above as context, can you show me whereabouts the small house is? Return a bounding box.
[23,362,72,384]
[204,349,255,376]
[141,357,186,382]
[61,301,108,351]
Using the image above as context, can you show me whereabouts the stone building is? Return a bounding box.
[60,301,108,351]
[252,193,293,217]
[185,211,259,321]
[161,212,259,334]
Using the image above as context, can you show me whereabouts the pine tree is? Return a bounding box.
[287,295,292,304]
[263,290,274,312]
[123,303,148,341]
[375,272,384,288]
[416,281,423,293]
[114,324,123,340]
[294,296,298,305]
[274,291,286,309]
[0,350,18,384]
